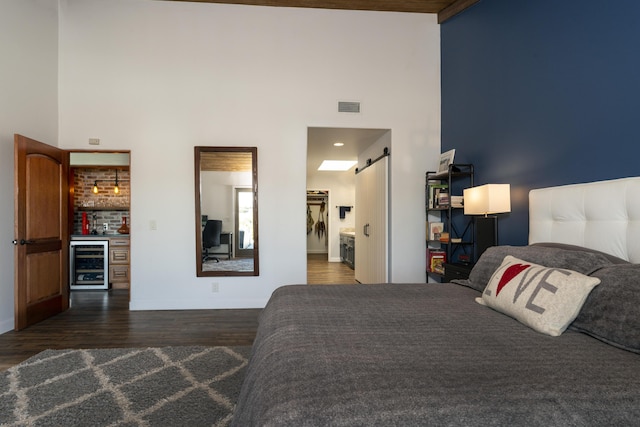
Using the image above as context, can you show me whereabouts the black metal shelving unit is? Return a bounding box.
[426,163,474,281]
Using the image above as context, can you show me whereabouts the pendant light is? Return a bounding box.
[114,170,120,194]
[93,181,99,194]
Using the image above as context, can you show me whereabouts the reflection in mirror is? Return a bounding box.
[195,147,259,276]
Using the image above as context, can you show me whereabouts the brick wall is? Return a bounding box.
[73,168,130,235]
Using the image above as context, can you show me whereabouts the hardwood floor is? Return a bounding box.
[0,290,260,371]
[307,253,357,284]
[0,255,352,371]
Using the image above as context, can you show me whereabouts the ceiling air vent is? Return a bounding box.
[338,101,361,113]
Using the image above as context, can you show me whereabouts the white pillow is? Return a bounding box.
[476,255,601,336]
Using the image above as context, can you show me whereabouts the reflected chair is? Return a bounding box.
[203,219,222,262]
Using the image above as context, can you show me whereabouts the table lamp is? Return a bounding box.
[463,184,511,260]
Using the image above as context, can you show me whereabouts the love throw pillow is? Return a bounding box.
[476,255,601,336]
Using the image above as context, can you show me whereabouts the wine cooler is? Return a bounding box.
[70,240,109,290]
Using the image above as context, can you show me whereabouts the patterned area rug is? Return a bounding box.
[0,346,251,426]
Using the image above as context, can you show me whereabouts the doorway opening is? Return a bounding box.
[306,126,391,284]
[13,137,131,331]
[69,151,131,307]
[307,190,329,258]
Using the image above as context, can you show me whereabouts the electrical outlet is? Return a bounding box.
[211,283,219,293]
[103,223,108,231]
[89,138,100,145]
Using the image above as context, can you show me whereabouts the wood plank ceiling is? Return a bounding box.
[200,152,253,172]
[158,0,479,23]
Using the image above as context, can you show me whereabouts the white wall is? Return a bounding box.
[0,0,59,333]
[56,0,441,310]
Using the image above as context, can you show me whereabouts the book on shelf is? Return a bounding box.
[428,249,446,274]
[451,195,464,208]
[437,191,450,207]
[428,183,448,209]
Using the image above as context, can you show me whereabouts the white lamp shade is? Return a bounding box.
[463,184,511,215]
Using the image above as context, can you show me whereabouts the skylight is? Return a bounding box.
[318,160,358,171]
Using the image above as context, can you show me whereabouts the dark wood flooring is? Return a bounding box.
[0,255,354,371]
[0,290,260,371]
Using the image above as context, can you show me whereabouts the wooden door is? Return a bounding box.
[14,134,69,330]
[355,157,388,284]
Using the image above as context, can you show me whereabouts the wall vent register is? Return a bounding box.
[338,101,361,113]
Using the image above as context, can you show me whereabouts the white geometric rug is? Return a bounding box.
[0,346,251,426]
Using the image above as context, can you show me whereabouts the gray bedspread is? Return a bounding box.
[232,284,640,426]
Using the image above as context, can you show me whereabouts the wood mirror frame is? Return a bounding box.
[195,146,259,277]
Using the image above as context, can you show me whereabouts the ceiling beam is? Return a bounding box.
[438,0,479,23]
[156,0,479,21]
[157,0,464,14]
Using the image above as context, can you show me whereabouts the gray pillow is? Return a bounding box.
[457,245,615,292]
[570,264,640,354]
[530,242,630,265]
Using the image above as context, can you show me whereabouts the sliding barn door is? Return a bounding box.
[355,157,388,283]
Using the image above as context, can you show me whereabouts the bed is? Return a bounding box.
[232,178,640,426]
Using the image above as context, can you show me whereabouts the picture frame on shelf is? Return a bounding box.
[429,222,444,241]
[437,149,456,174]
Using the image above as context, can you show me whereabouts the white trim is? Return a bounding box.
[0,317,13,334]
[129,297,267,311]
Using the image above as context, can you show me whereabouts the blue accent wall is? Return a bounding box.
[441,0,640,246]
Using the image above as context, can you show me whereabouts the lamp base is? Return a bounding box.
[476,216,497,261]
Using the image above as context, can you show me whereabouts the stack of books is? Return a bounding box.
[428,184,448,208]
[428,249,446,274]
[451,195,464,208]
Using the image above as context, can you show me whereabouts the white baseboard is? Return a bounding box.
[129,297,267,311]
[0,317,13,334]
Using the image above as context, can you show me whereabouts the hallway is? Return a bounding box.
[307,253,357,284]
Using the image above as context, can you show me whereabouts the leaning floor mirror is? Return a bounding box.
[195,146,259,277]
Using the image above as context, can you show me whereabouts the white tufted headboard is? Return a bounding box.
[529,177,640,263]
